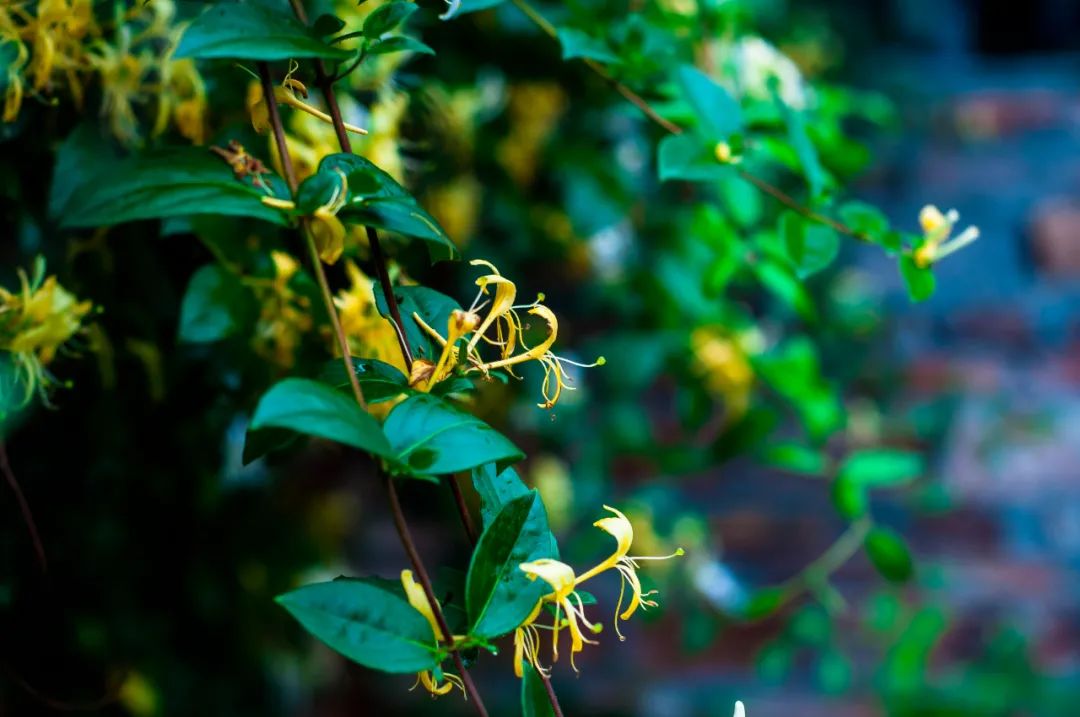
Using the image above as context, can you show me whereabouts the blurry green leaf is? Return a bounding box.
[865,591,902,634]
[276,579,439,673]
[865,527,914,583]
[363,2,418,38]
[831,476,867,519]
[780,212,839,278]
[384,395,524,479]
[761,442,826,475]
[373,284,460,364]
[744,586,787,620]
[251,378,394,458]
[521,664,555,717]
[429,376,475,398]
[177,265,253,343]
[312,13,346,36]
[790,605,832,644]
[752,256,816,320]
[718,173,762,228]
[839,449,923,488]
[367,35,435,56]
[754,339,842,442]
[899,255,935,302]
[657,133,732,183]
[466,491,557,639]
[756,641,792,682]
[304,154,458,262]
[175,4,351,60]
[241,426,296,466]
[49,123,121,219]
[839,200,889,238]
[61,149,289,228]
[471,463,530,528]
[817,648,852,694]
[440,0,505,20]
[319,357,411,404]
[557,28,619,64]
[676,66,743,139]
[777,98,827,199]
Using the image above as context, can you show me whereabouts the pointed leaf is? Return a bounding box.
[277,579,440,673]
[557,28,619,64]
[363,2,419,38]
[466,492,558,639]
[319,357,411,404]
[251,378,394,459]
[178,265,254,343]
[175,4,351,61]
[471,463,530,528]
[658,133,733,183]
[839,449,923,488]
[676,65,743,139]
[865,527,914,583]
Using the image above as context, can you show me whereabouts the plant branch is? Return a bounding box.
[768,516,872,614]
[0,441,47,573]
[508,0,871,242]
[448,472,479,545]
[386,474,488,715]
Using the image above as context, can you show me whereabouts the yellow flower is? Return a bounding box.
[412,259,604,408]
[914,205,979,268]
[251,251,312,369]
[399,570,464,697]
[1,36,28,122]
[0,259,93,406]
[247,71,367,139]
[519,558,601,671]
[512,599,546,678]
[307,168,350,264]
[334,262,408,376]
[689,326,758,420]
[573,506,684,640]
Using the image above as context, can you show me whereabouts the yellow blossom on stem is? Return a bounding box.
[399,570,464,698]
[914,204,980,268]
[519,558,602,671]
[250,250,312,369]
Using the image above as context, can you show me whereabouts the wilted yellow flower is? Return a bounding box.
[0,259,93,406]
[914,204,979,268]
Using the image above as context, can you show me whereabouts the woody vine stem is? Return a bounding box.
[255,60,490,715]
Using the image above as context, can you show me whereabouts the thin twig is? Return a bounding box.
[365,226,415,369]
[509,0,871,242]
[387,474,489,715]
[448,472,479,545]
[3,663,125,712]
[1,441,47,573]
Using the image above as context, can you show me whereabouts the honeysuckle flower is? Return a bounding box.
[251,250,312,369]
[400,570,464,697]
[307,168,350,264]
[1,35,28,122]
[0,259,93,406]
[334,262,408,377]
[248,74,367,138]
[519,559,602,671]
[914,205,980,268]
[512,599,545,678]
[690,326,758,421]
[573,506,684,639]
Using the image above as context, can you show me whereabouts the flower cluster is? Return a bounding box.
[250,251,313,369]
[0,258,93,407]
[514,505,683,676]
[411,259,604,409]
[1,0,206,144]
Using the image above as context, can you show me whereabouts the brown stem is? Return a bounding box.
[0,441,46,573]
[365,226,415,369]
[448,473,479,545]
[540,667,566,717]
[508,0,870,243]
[257,62,368,409]
[386,474,489,715]
[287,0,354,154]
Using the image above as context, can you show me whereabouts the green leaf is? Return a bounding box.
[777,98,827,199]
[178,265,253,343]
[466,491,557,639]
[312,13,346,36]
[839,449,923,488]
[743,586,787,620]
[899,255,935,302]
[521,663,556,717]
[373,284,460,364]
[440,0,505,20]
[675,65,743,139]
[752,256,816,321]
[367,35,435,56]
[384,395,524,479]
[277,579,440,673]
[363,1,419,38]
[175,3,351,61]
[251,378,394,459]
[49,123,121,219]
[657,133,732,183]
[60,149,290,228]
[780,212,839,278]
[865,527,914,583]
[838,201,889,238]
[761,442,826,475]
[557,28,619,64]
[471,463,530,528]
[303,154,458,262]
[319,357,411,404]
[831,476,867,519]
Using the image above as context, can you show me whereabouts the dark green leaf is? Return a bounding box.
[373,284,460,364]
[838,201,889,238]
[251,378,394,459]
[312,13,346,36]
[178,265,253,343]
[367,35,435,56]
[277,579,439,673]
[440,0,505,20]
[319,357,411,404]
[521,663,556,717]
[175,4,351,61]
[839,449,923,488]
[241,427,296,466]
[557,28,619,64]
[752,256,816,320]
[761,442,826,475]
[777,98,827,199]
[61,149,289,228]
[899,255,935,302]
[865,527,914,583]
[743,587,787,620]
[831,476,867,519]
[780,212,839,278]
[676,65,743,139]
[466,492,557,639]
[657,133,733,183]
[471,463,530,528]
[384,395,524,479]
[363,1,418,38]
[49,123,121,219]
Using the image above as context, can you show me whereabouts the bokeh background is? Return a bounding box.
[3,0,1080,715]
